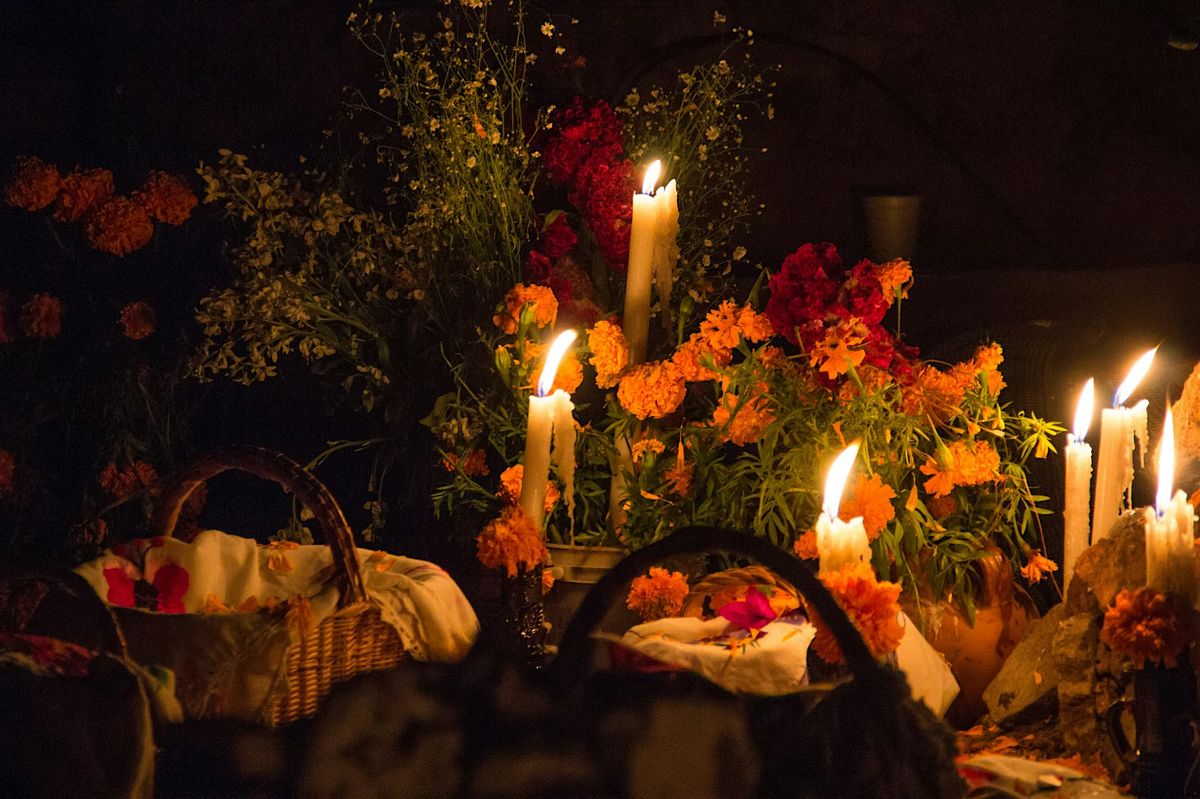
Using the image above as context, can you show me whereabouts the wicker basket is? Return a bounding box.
[145,446,406,726]
[679,564,802,619]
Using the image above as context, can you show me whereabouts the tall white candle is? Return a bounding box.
[1144,405,1197,600]
[623,160,677,364]
[816,441,872,574]
[1091,348,1155,541]
[1063,378,1094,590]
[520,330,577,534]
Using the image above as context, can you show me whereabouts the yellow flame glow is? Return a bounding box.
[1073,378,1094,441]
[537,329,578,397]
[822,441,861,520]
[641,159,662,195]
[1157,405,1174,514]
[1114,347,1157,407]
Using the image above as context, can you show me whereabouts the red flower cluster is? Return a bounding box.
[525,214,601,327]
[765,243,913,378]
[543,97,625,188]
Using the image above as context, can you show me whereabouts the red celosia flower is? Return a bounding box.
[85,196,154,256]
[539,213,578,259]
[20,293,63,339]
[765,242,842,346]
[53,167,114,222]
[543,97,625,187]
[574,158,636,271]
[118,301,156,340]
[133,170,197,225]
[4,156,61,211]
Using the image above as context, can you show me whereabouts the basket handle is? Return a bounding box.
[149,446,367,607]
[548,525,882,685]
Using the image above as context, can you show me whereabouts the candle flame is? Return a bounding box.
[536,329,577,397]
[1072,378,1094,440]
[1157,404,1174,515]
[641,159,662,195]
[822,441,861,520]
[1114,346,1157,407]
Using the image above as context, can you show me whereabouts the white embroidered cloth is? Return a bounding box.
[75,530,478,663]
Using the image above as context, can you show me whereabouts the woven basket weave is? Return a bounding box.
[679,565,802,618]
[148,446,405,726]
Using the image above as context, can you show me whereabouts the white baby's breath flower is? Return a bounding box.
[733,246,747,261]
[540,22,555,36]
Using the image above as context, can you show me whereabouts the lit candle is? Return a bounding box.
[1091,348,1155,541]
[623,160,678,364]
[1063,378,1094,590]
[815,441,872,574]
[520,330,577,535]
[1144,405,1197,600]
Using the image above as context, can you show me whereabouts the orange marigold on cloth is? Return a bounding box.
[86,196,154,256]
[4,156,60,211]
[792,529,819,560]
[919,440,1002,497]
[1101,587,1193,669]
[493,283,558,334]
[443,448,489,476]
[524,342,583,393]
[840,473,897,541]
[586,319,629,389]
[875,258,912,303]
[808,562,904,664]
[672,333,732,382]
[53,167,114,222]
[496,464,560,513]
[476,505,548,577]
[98,460,159,499]
[265,540,301,574]
[712,389,775,446]
[20,293,63,339]
[626,566,689,622]
[133,170,197,225]
[0,449,14,497]
[631,438,665,463]
[810,321,866,379]
[118,301,156,340]
[617,360,686,419]
[1019,550,1058,584]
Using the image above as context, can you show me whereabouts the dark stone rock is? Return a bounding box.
[1066,512,1146,616]
[983,603,1066,726]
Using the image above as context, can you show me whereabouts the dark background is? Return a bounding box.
[1,0,1198,577]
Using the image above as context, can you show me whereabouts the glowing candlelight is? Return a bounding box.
[1091,348,1154,540]
[622,159,678,364]
[520,330,578,535]
[1144,405,1197,599]
[815,441,872,574]
[1063,378,1094,589]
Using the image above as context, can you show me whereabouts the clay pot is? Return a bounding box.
[904,547,1039,728]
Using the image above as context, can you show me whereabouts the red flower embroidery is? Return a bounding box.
[102,538,188,613]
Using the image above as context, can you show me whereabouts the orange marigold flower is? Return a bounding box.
[840,473,896,541]
[476,505,548,577]
[4,156,60,211]
[493,283,558,334]
[664,461,694,497]
[443,448,489,476]
[1101,587,1192,669]
[737,305,775,343]
[1020,549,1059,584]
[98,460,159,499]
[626,566,690,622]
[617,360,686,419]
[793,529,819,560]
[586,319,629,389]
[810,322,866,379]
[0,449,14,497]
[118,301,156,341]
[133,170,197,225]
[631,438,665,463]
[902,363,965,420]
[712,389,775,446]
[265,540,301,574]
[672,333,732,382]
[86,196,154,256]
[699,300,743,352]
[525,342,583,393]
[20,293,63,339]
[926,493,957,519]
[53,167,114,222]
[809,562,904,664]
[919,440,1002,497]
[496,464,560,513]
[875,258,912,303]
